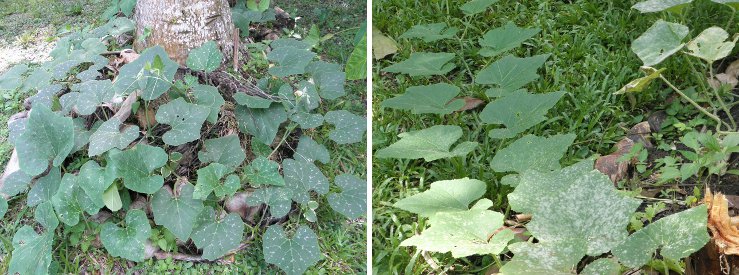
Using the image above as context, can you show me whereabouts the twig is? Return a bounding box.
[152,236,254,263]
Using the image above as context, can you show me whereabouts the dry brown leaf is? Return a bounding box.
[120,49,140,64]
[456,97,484,112]
[705,187,739,255]
[595,154,630,184]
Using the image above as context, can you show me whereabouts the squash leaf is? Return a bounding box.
[197,134,246,169]
[479,22,540,57]
[151,183,204,241]
[475,54,550,97]
[294,135,330,164]
[110,144,168,194]
[382,52,456,76]
[246,186,293,218]
[328,174,367,219]
[101,209,151,262]
[88,117,139,156]
[8,226,54,275]
[393,178,486,217]
[243,156,285,187]
[375,125,478,161]
[398,23,458,43]
[283,159,329,204]
[491,134,576,173]
[263,225,321,275]
[235,103,288,145]
[194,163,241,199]
[479,90,565,139]
[631,20,688,66]
[16,103,75,176]
[191,207,244,260]
[381,83,465,115]
[192,84,225,123]
[186,41,223,73]
[155,98,210,146]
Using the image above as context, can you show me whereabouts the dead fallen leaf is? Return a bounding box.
[705,187,739,255]
[708,73,738,90]
[595,154,630,184]
[372,25,398,60]
[456,97,484,112]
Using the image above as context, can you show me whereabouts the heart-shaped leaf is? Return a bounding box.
[235,103,288,145]
[263,225,321,275]
[88,117,140,156]
[375,125,478,161]
[686,26,736,63]
[479,90,565,139]
[155,98,210,146]
[234,93,274,108]
[194,163,241,199]
[186,41,223,72]
[192,84,225,123]
[151,183,204,240]
[267,43,317,77]
[501,241,584,274]
[197,134,246,169]
[27,166,61,207]
[478,22,540,57]
[398,23,458,43]
[382,52,456,76]
[631,20,688,66]
[246,186,293,218]
[1,169,32,198]
[475,54,550,97]
[243,156,285,187]
[114,46,178,100]
[110,144,168,194]
[294,135,330,164]
[328,174,367,219]
[16,103,75,176]
[381,83,465,115]
[394,178,486,217]
[0,64,28,91]
[307,61,346,100]
[52,173,99,226]
[101,209,151,262]
[324,110,367,144]
[460,0,499,15]
[283,159,329,204]
[64,79,115,115]
[491,134,576,173]
[582,258,621,275]
[191,207,244,260]
[76,160,116,209]
[8,226,54,275]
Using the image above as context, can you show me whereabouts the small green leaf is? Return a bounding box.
[283,159,329,204]
[475,54,550,97]
[186,41,223,72]
[263,225,321,275]
[88,117,140,156]
[194,163,240,199]
[16,103,75,176]
[478,22,540,57]
[632,0,692,13]
[27,166,61,207]
[244,156,285,187]
[328,174,367,219]
[235,103,287,145]
[480,90,565,139]
[197,134,246,169]
[615,67,666,94]
[324,110,367,144]
[191,207,244,260]
[398,23,458,42]
[192,84,225,123]
[295,136,330,164]
[34,201,59,230]
[382,52,456,77]
[101,209,151,262]
[246,186,293,218]
[110,144,168,194]
[686,26,736,63]
[151,183,204,240]
[491,134,576,173]
[8,226,54,275]
[381,83,465,115]
[376,125,478,161]
[394,178,486,217]
[460,0,499,15]
[246,0,270,11]
[155,98,210,146]
[632,20,689,66]
[581,258,621,275]
[102,183,122,212]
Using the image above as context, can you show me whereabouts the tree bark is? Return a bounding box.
[133,0,234,65]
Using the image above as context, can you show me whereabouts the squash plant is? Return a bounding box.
[376,0,712,273]
[0,11,366,275]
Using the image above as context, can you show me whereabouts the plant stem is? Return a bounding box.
[726,7,736,31]
[144,100,152,139]
[712,86,737,131]
[659,75,728,133]
[268,123,297,158]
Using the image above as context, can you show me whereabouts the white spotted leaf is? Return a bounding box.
[155,98,210,146]
[151,183,204,240]
[16,103,75,176]
[263,225,321,275]
[101,209,151,262]
[235,103,288,145]
[686,26,736,63]
[27,166,61,207]
[243,156,285,187]
[324,110,366,144]
[491,134,576,173]
[186,41,223,72]
[328,174,367,219]
[631,20,688,66]
[8,226,54,275]
[109,144,168,194]
[283,159,329,204]
[194,163,240,199]
[191,207,244,260]
[246,186,293,218]
[295,135,330,164]
[88,117,140,156]
[197,134,246,169]
[192,84,225,123]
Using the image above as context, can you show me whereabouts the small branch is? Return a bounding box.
[659,75,730,133]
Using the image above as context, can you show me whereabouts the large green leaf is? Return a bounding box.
[72,118,91,153]
[632,20,689,66]
[52,173,99,226]
[283,159,329,204]
[186,41,223,72]
[243,156,285,187]
[381,83,465,115]
[294,136,330,164]
[197,134,246,169]
[27,166,61,207]
[382,52,456,77]
[398,23,458,42]
[88,117,140,156]
[713,0,739,8]
[27,84,63,109]
[612,205,709,268]
[192,84,225,123]
[101,209,151,262]
[246,186,293,218]
[474,54,550,97]
[581,258,621,275]
[346,35,367,80]
[324,110,367,144]
[110,144,168,194]
[234,93,274,108]
[155,98,210,146]
[8,226,54,275]
[491,134,575,173]
[64,79,115,115]
[235,103,288,145]
[113,46,178,100]
[400,204,514,258]
[0,64,28,91]
[194,163,241,199]
[191,207,244,260]
[0,170,32,197]
[632,0,692,13]
[16,103,75,176]
[375,125,478,161]
[479,90,565,139]
[151,183,204,240]
[328,174,367,219]
[307,61,346,100]
[686,26,736,63]
[263,225,321,275]
[267,43,317,77]
[500,241,584,274]
[479,22,540,57]
[394,178,486,217]
[460,0,499,15]
[76,160,115,209]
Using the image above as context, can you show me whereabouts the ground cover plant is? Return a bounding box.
[0,0,367,273]
[373,0,738,274]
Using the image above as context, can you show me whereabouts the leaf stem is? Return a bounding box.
[268,123,297,159]
[659,75,729,134]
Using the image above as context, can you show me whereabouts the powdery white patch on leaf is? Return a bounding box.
[191,207,244,260]
[328,174,367,219]
[192,84,225,123]
[631,20,688,66]
[243,156,285,187]
[324,110,367,144]
[491,134,576,173]
[0,63,29,91]
[155,98,210,146]
[398,23,459,43]
[64,79,115,115]
[234,103,288,145]
[27,166,61,207]
[8,226,54,275]
[306,61,346,100]
[197,134,246,169]
[100,209,151,262]
[294,135,330,164]
[479,22,541,57]
[34,201,59,231]
[581,258,621,275]
[686,26,736,63]
[393,178,486,217]
[381,83,465,115]
[16,103,75,176]
[186,41,223,73]
[500,241,585,274]
[194,163,241,199]
[110,144,168,194]
[400,208,514,258]
[381,52,456,77]
[479,90,565,139]
[151,183,204,241]
[263,224,321,275]
[113,46,178,100]
[267,44,317,77]
[475,54,550,97]
[88,117,140,156]
[612,205,709,268]
[283,159,329,204]
[375,125,478,161]
[632,0,692,13]
[246,186,293,218]
[460,0,499,15]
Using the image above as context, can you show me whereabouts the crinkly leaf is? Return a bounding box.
[192,84,225,123]
[461,0,499,15]
[191,207,244,260]
[491,134,575,173]
[267,44,317,77]
[509,160,642,255]
[479,90,565,139]
[155,98,210,146]
[114,46,178,100]
[381,83,464,115]
[234,93,273,108]
[197,134,246,169]
[400,208,514,258]
[328,174,367,219]
[398,23,458,43]
[17,103,75,176]
[88,117,140,156]
[581,258,621,275]
[34,201,59,230]
[8,226,54,275]
[194,163,240,199]
[500,241,584,274]
[294,136,330,164]
[478,22,540,57]
[283,159,329,204]
[306,61,346,100]
[66,79,115,115]
[475,54,549,97]
[244,156,285,187]
[686,26,736,63]
[110,144,168,194]
[612,205,709,268]
[246,186,293,218]
[235,103,288,145]
[632,0,692,13]
[394,178,486,217]
[186,41,223,72]
[375,125,478,161]
[77,160,115,209]
[632,20,688,66]
[151,183,204,240]
[324,110,367,144]
[263,225,321,275]
[382,52,456,77]
[615,67,666,95]
[27,167,61,207]
[101,209,151,262]
[0,64,28,91]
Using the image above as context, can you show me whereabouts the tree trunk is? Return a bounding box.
[133,0,234,66]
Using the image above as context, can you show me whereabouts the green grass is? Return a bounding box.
[372,0,736,273]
